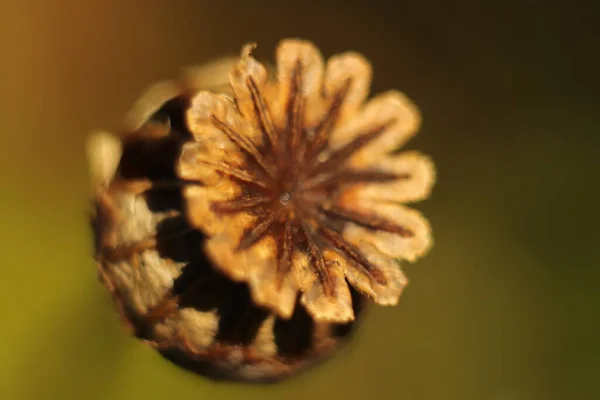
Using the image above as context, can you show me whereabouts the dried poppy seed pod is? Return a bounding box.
[89,39,435,383]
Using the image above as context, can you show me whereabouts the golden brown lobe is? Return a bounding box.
[177,39,435,323]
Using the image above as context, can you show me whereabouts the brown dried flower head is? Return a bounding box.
[90,39,435,383]
[178,39,435,323]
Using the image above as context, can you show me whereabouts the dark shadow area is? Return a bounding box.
[273,301,315,356]
[116,95,192,213]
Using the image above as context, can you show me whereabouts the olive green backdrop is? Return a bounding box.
[1,1,598,399]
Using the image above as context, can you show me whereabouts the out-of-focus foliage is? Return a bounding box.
[0,1,598,399]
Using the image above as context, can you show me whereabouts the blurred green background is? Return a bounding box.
[1,1,598,399]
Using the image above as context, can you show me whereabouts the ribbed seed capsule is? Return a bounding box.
[89,39,434,383]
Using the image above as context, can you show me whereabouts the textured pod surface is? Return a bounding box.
[90,69,365,383]
[90,39,435,383]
